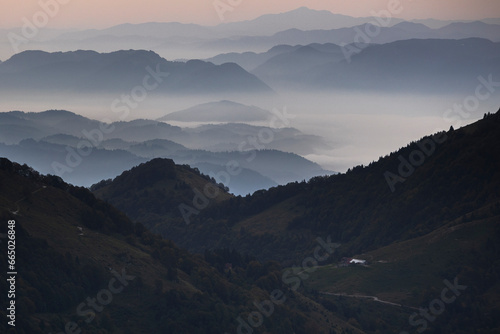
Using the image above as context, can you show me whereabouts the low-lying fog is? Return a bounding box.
[2,90,498,173]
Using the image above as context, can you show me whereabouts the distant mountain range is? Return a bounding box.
[2,37,497,98]
[243,38,500,93]
[95,108,500,263]
[309,38,500,93]
[0,110,331,195]
[204,26,500,67]
[85,110,500,334]
[203,45,297,71]
[1,6,500,334]
[2,111,499,334]
[200,21,500,54]
[0,50,272,95]
[1,7,499,61]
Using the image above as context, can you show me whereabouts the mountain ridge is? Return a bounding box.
[0,110,331,194]
[0,157,354,334]
[0,49,273,95]
[93,109,500,264]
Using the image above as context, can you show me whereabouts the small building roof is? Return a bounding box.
[350,259,366,264]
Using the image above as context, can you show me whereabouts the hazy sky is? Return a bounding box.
[1,0,499,29]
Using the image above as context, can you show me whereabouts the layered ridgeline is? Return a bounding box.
[92,110,500,262]
[200,20,500,59]
[0,158,360,334]
[4,111,499,333]
[3,7,499,62]
[0,110,330,195]
[248,38,500,93]
[0,50,272,95]
[91,110,500,333]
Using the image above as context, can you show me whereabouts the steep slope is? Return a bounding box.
[85,111,500,333]
[0,158,358,334]
[305,207,500,334]
[95,109,500,267]
[197,110,500,262]
[91,158,233,229]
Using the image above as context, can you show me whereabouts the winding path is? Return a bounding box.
[321,292,420,311]
[9,186,47,215]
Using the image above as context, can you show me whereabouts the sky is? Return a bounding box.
[1,0,499,29]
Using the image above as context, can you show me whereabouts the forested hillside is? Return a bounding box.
[95,110,500,264]
[0,158,356,334]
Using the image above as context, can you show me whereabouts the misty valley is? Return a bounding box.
[1,6,500,334]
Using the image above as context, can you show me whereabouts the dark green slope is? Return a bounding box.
[83,110,500,334]
[91,158,233,232]
[93,110,500,266]
[0,158,358,334]
[182,110,500,262]
[308,214,500,334]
